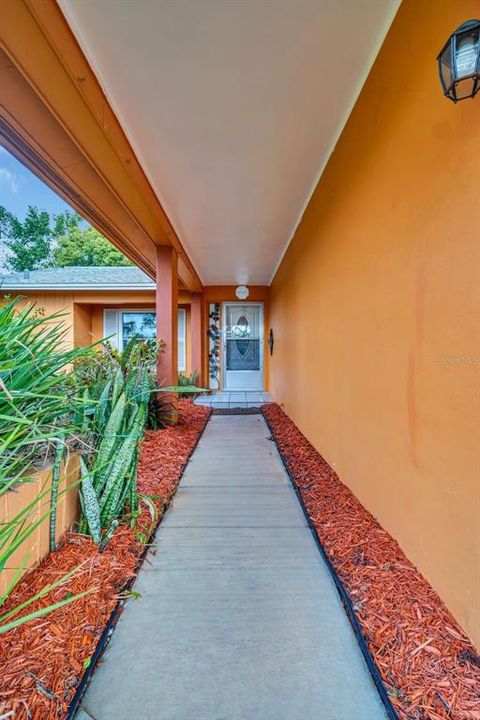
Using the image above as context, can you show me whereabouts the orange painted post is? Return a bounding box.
[190,293,203,382]
[156,246,178,386]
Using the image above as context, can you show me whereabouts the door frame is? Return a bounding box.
[222,301,264,391]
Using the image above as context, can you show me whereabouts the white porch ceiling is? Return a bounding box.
[59,0,399,286]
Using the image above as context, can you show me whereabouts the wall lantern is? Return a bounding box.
[438,19,480,102]
[235,285,249,300]
[268,328,274,356]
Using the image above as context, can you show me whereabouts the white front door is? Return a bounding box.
[223,302,263,390]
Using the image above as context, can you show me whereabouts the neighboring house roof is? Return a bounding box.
[0,266,155,290]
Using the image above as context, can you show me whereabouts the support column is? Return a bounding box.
[156,246,178,386]
[190,293,203,383]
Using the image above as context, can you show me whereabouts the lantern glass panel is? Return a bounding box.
[439,41,453,91]
[455,75,477,100]
[455,28,480,79]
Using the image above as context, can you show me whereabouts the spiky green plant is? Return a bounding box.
[0,298,97,630]
[164,384,207,395]
[49,440,66,552]
[76,337,159,545]
[175,370,205,399]
[0,297,94,488]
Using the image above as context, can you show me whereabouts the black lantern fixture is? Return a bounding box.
[268,329,274,356]
[438,19,480,102]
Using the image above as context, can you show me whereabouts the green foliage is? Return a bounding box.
[164,385,207,395]
[178,370,199,387]
[74,337,165,545]
[0,205,12,240]
[72,338,160,390]
[0,304,167,632]
[2,206,54,272]
[49,441,66,552]
[73,338,172,432]
[53,219,132,267]
[0,565,92,635]
[0,297,94,486]
[175,370,206,398]
[0,301,96,630]
[78,457,102,545]
[0,204,131,271]
[164,372,207,399]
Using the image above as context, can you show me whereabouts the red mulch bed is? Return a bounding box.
[0,400,210,720]
[263,403,480,720]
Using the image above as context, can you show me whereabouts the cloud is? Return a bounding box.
[0,167,19,194]
[0,146,6,155]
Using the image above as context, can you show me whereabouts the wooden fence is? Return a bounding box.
[0,455,79,596]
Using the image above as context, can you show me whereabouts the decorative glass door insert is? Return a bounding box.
[223,303,263,390]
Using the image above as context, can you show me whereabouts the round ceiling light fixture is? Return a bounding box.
[235,285,249,300]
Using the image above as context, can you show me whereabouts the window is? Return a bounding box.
[122,311,156,345]
[104,308,187,372]
[177,308,186,372]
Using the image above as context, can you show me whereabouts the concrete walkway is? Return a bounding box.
[77,415,387,720]
[195,390,273,409]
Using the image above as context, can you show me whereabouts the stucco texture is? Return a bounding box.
[269,0,480,647]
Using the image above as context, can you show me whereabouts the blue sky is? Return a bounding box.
[0,145,73,219]
[0,145,83,269]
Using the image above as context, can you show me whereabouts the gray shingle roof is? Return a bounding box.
[0,266,155,290]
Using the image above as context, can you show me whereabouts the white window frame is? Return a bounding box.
[118,308,157,351]
[177,308,187,373]
[103,308,187,373]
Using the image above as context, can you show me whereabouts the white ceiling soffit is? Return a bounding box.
[59,0,399,286]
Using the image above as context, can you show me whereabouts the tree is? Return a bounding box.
[0,206,12,240]
[53,221,132,267]
[0,205,131,271]
[2,205,53,272]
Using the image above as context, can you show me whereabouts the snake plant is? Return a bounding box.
[77,337,156,546]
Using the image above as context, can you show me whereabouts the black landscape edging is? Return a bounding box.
[66,409,212,720]
[212,407,261,415]
[261,408,400,720]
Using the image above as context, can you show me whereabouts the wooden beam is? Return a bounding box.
[0,56,157,276]
[190,293,204,381]
[156,247,178,386]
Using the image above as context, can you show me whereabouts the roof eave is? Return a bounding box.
[0,284,156,291]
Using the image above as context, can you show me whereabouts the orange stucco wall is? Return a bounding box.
[269,0,480,648]
[73,303,93,347]
[7,290,76,349]
[6,287,268,387]
[7,289,194,373]
[0,456,79,597]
